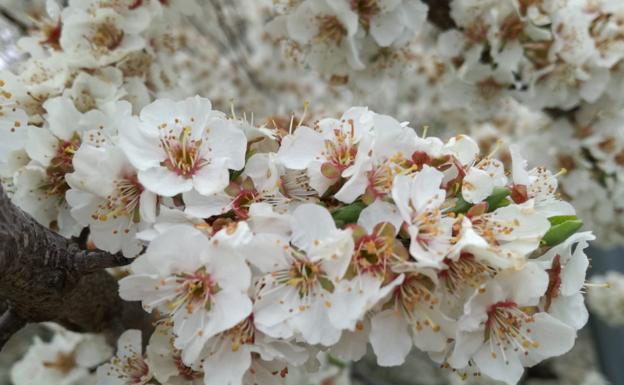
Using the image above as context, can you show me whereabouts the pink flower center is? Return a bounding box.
[351,223,404,278]
[484,301,539,360]
[93,175,144,224]
[161,127,206,178]
[171,268,220,314]
[231,189,259,220]
[321,122,359,179]
[109,353,151,385]
[439,253,498,295]
[366,155,416,200]
[393,273,441,332]
[275,256,334,297]
[226,316,256,351]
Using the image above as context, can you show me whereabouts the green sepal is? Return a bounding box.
[542,217,583,247]
[548,215,579,226]
[485,187,511,212]
[319,276,336,293]
[451,187,511,214]
[331,201,366,227]
[327,354,348,369]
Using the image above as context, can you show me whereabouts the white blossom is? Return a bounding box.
[11,326,112,385]
[119,224,253,363]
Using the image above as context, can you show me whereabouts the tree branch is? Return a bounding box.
[0,185,151,351]
[0,308,26,350]
[423,0,456,31]
[74,250,133,275]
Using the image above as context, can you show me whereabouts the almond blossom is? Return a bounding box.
[66,145,156,257]
[119,96,247,197]
[118,224,253,363]
[59,2,151,68]
[96,330,153,385]
[446,264,576,385]
[277,107,374,196]
[11,326,112,385]
[0,3,602,380]
[247,203,354,346]
[391,165,454,268]
[537,231,596,330]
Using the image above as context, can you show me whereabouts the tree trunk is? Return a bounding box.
[0,185,151,351]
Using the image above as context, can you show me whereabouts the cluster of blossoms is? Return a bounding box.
[101,103,596,385]
[588,271,624,327]
[425,0,624,247]
[262,0,624,247]
[0,1,613,385]
[267,0,430,81]
[10,324,112,385]
[0,0,202,237]
[5,87,595,384]
[434,0,624,111]
[11,324,351,385]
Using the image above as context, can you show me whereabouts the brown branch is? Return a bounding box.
[0,308,26,349]
[0,185,151,352]
[423,0,456,31]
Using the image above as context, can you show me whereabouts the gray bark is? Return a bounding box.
[0,184,151,352]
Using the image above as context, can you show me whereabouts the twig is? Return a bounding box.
[0,307,26,352]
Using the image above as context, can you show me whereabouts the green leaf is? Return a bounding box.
[548,215,579,226]
[451,187,511,214]
[485,187,511,212]
[542,219,583,247]
[331,201,366,226]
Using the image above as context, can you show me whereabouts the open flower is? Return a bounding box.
[96,330,152,385]
[447,263,576,385]
[12,96,86,236]
[369,267,456,367]
[68,68,125,113]
[462,157,507,204]
[119,224,253,363]
[537,231,595,330]
[353,0,429,48]
[243,152,318,212]
[392,165,454,268]
[60,4,151,67]
[277,107,374,196]
[462,201,551,269]
[119,96,247,197]
[268,0,363,74]
[11,326,112,385]
[329,199,406,330]
[333,112,439,204]
[66,145,156,257]
[509,144,574,216]
[198,317,307,385]
[247,203,354,346]
[146,325,204,385]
